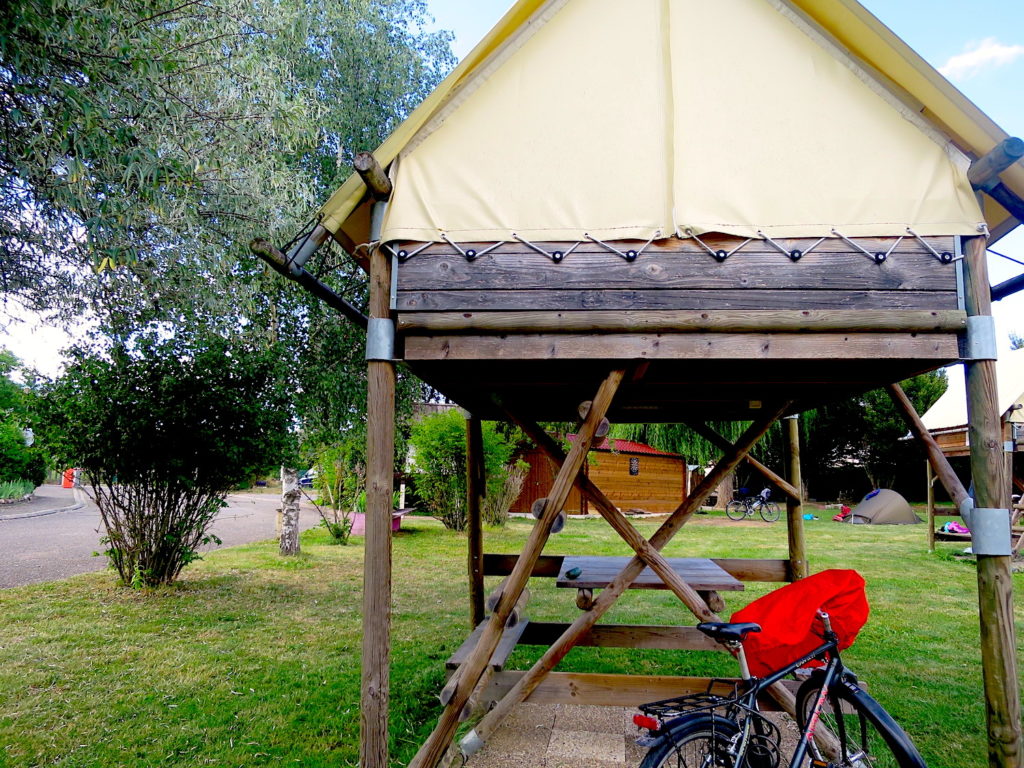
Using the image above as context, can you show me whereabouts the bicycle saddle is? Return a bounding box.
[696,621,762,643]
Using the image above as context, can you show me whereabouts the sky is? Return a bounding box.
[3,0,1023,375]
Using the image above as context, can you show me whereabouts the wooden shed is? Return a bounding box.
[511,436,688,516]
[253,1,1024,765]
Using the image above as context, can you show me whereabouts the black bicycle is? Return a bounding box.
[726,488,781,523]
[633,612,926,767]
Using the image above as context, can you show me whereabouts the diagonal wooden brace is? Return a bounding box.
[463,405,793,753]
[407,369,627,768]
[886,383,970,506]
[500,406,719,623]
[685,419,800,502]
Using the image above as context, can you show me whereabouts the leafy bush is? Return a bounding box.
[37,334,292,586]
[0,479,34,499]
[0,421,45,486]
[481,462,527,527]
[309,441,364,545]
[408,410,518,531]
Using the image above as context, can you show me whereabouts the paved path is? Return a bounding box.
[0,485,318,589]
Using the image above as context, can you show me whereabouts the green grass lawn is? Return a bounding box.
[0,512,1020,767]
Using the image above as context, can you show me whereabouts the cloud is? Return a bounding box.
[939,37,1024,81]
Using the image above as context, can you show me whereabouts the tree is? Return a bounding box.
[408,410,519,531]
[1,0,454,325]
[803,371,948,495]
[36,333,293,586]
[0,350,46,485]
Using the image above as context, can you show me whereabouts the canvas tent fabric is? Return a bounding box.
[847,488,922,525]
[316,0,1023,249]
[921,347,1024,432]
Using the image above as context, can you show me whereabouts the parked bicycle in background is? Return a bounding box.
[726,487,780,523]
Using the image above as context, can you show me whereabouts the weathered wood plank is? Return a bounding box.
[710,558,791,582]
[396,289,958,312]
[398,309,965,334]
[396,247,957,292]
[518,622,724,652]
[404,332,961,362]
[446,620,531,671]
[482,553,564,577]
[481,671,799,710]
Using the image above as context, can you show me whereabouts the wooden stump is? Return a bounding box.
[279,466,300,556]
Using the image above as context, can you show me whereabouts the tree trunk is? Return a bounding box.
[280,465,301,556]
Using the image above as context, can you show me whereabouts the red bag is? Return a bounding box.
[729,569,869,678]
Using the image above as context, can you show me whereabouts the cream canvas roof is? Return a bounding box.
[319,0,1022,247]
[922,347,1024,432]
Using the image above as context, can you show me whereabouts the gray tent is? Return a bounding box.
[848,489,922,525]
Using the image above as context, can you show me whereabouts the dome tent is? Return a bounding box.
[848,488,921,525]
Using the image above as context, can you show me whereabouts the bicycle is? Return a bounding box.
[633,612,927,767]
[726,487,781,523]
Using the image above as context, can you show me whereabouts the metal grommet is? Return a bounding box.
[940,252,953,264]
[874,252,887,264]
[552,251,564,263]
[625,250,637,261]
[715,250,728,262]
[789,250,802,261]
[398,250,408,260]
[465,249,477,261]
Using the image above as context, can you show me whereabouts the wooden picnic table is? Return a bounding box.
[555,555,744,592]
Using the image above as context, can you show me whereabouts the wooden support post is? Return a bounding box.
[783,415,808,580]
[466,415,485,627]
[968,137,1024,191]
[926,461,936,553]
[407,370,626,768]
[360,243,395,768]
[887,383,970,507]
[962,234,1022,768]
[464,406,792,754]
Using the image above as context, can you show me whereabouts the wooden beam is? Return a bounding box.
[886,383,970,507]
[465,415,485,627]
[519,622,724,651]
[968,138,1024,191]
[250,237,369,329]
[354,151,393,201]
[685,420,800,502]
[991,271,1024,303]
[403,332,961,362]
[397,309,966,334]
[961,234,1022,768]
[784,414,809,580]
[360,244,395,768]
[482,553,790,582]
[407,369,626,768]
[926,460,936,553]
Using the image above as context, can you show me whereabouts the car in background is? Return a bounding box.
[299,468,317,488]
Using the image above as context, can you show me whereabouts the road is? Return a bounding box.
[0,486,319,588]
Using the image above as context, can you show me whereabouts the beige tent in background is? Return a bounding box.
[847,489,922,525]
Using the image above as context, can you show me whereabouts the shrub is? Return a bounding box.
[481,462,527,527]
[408,410,518,531]
[0,421,45,486]
[0,479,34,499]
[310,441,364,545]
[37,334,292,587]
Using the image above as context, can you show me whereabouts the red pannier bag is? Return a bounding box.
[729,569,869,678]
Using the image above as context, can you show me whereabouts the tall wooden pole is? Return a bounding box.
[783,414,808,580]
[360,241,395,768]
[466,414,485,627]
[962,234,1021,768]
[926,461,936,553]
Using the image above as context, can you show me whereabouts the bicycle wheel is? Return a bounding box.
[795,675,927,768]
[725,500,748,521]
[639,714,739,768]
[759,500,781,522]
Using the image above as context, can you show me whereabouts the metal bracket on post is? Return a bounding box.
[962,315,999,361]
[960,498,1012,555]
[366,318,395,361]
